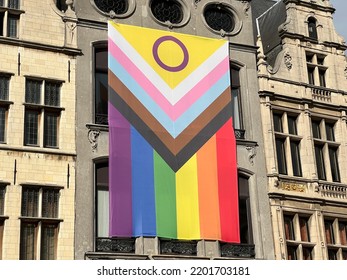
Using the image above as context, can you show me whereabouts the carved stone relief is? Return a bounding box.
[88,129,100,151]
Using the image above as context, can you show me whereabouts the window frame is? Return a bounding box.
[0,0,24,38]
[306,52,328,88]
[323,217,347,260]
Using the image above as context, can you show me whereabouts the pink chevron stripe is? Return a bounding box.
[109,38,229,121]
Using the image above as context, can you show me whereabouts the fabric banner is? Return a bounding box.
[108,22,239,243]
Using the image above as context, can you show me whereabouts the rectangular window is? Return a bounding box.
[325,220,335,244]
[273,113,283,132]
[44,112,58,148]
[287,246,297,260]
[0,107,5,143]
[299,217,310,242]
[0,12,4,36]
[40,224,57,260]
[276,138,287,175]
[42,189,59,218]
[328,147,340,182]
[24,110,39,146]
[25,80,41,104]
[95,47,108,125]
[307,66,315,85]
[20,222,37,260]
[302,247,313,260]
[284,215,295,240]
[0,186,5,216]
[21,188,39,217]
[312,121,321,139]
[7,14,18,38]
[290,141,302,177]
[314,144,326,180]
[339,222,347,246]
[45,82,60,107]
[0,76,9,100]
[319,69,326,87]
[325,123,335,141]
[287,116,297,135]
[8,0,19,9]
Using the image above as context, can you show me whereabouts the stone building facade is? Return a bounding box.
[74,0,274,260]
[256,0,347,260]
[0,0,79,259]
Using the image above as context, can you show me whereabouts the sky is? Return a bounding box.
[330,0,347,42]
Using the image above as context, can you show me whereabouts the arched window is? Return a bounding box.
[308,17,318,40]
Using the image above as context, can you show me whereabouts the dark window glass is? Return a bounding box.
[319,69,326,87]
[308,17,318,40]
[0,186,5,216]
[0,12,4,36]
[339,222,347,245]
[284,215,295,240]
[287,246,297,260]
[287,116,297,135]
[299,217,310,242]
[325,123,335,141]
[150,0,183,24]
[42,189,59,218]
[324,220,335,244]
[276,138,287,175]
[273,113,283,133]
[0,76,9,100]
[8,0,19,9]
[7,14,18,38]
[94,0,128,14]
[44,82,60,107]
[328,250,338,260]
[306,54,314,63]
[20,222,36,260]
[44,112,58,148]
[230,67,242,130]
[204,4,235,33]
[21,188,39,217]
[290,141,302,177]
[40,224,57,260]
[0,107,5,143]
[314,144,326,180]
[95,47,108,125]
[317,57,324,65]
[24,110,39,146]
[312,120,321,139]
[0,0,3,6]
[342,251,347,260]
[302,247,312,260]
[328,147,340,182]
[55,0,67,12]
[25,80,41,104]
[307,66,315,85]
[238,175,253,244]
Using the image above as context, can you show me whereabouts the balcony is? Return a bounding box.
[316,183,347,199]
[310,86,331,102]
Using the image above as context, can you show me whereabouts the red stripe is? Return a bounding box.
[216,118,240,243]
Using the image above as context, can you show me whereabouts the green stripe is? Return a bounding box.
[154,151,177,238]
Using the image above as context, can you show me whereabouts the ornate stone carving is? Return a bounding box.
[344,66,347,79]
[246,146,257,166]
[160,240,197,256]
[220,243,255,258]
[194,0,201,8]
[284,52,292,70]
[88,129,100,151]
[242,1,250,17]
[96,238,135,253]
[279,181,306,193]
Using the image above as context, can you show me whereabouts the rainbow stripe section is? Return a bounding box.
[109,105,239,242]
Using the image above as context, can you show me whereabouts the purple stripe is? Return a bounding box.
[108,102,133,237]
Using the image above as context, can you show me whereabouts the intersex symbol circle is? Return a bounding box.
[152,36,189,72]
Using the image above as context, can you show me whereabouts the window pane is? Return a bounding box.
[276,138,287,175]
[319,69,326,87]
[0,1,3,6]
[44,82,60,107]
[238,175,253,244]
[314,145,326,180]
[290,141,302,177]
[328,147,340,182]
[8,0,19,9]
[96,162,109,238]
[7,15,18,38]
[284,215,295,240]
[325,123,335,141]
[324,220,335,244]
[328,250,338,260]
[95,47,108,125]
[342,251,347,260]
[25,80,41,104]
[0,12,4,36]
[287,246,297,260]
[40,224,57,260]
[231,88,242,129]
[312,120,321,139]
[0,107,5,143]
[307,67,315,85]
[287,116,297,135]
[0,186,5,216]
[302,247,312,260]
[20,222,36,260]
[21,188,39,217]
[44,113,58,148]
[0,76,9,100]
[42,189,59,218]
[339,222,347,245]
[24,110,39,145]
[308,18,318,40]
[273,113,283,133]
[299,217,310,242]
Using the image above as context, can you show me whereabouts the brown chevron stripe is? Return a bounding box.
[108,70,231,155]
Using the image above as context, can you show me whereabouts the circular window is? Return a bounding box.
[203,3,239,35]
[150,0,184,25]
[94,0,129,15]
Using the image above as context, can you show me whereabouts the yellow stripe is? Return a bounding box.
[176,155,200,239]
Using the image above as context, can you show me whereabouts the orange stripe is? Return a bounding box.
[197,135,221,240]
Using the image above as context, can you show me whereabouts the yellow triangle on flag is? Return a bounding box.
[109,22,227,89]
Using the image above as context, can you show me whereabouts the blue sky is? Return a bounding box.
[330,0,347,42]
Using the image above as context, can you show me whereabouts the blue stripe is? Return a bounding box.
[131,127,157,236]
[109,55,229,138]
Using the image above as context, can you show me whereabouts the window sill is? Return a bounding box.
[23,103,65,112]
[86,123,109,132]
[19,216,63,223]
[0,215,9,221]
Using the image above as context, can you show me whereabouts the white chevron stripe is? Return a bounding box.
[108,25,229,105]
